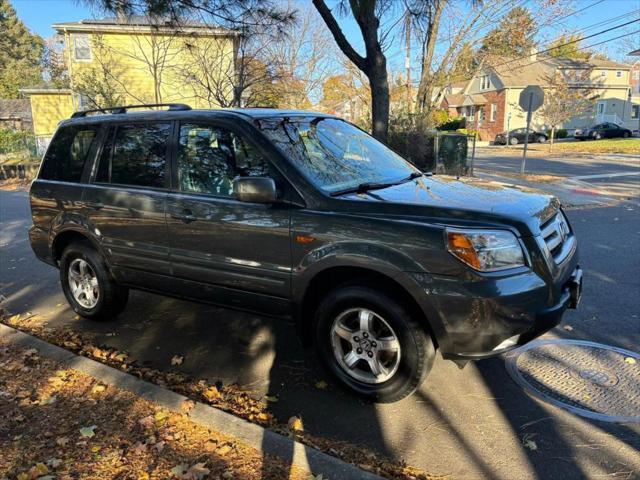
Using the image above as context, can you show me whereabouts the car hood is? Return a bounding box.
[338,175,559,234]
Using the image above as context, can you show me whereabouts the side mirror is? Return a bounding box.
[233,177,277,203]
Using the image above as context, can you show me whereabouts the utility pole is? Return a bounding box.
[405,11,412,114]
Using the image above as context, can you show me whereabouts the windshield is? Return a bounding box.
[257,117,418,194]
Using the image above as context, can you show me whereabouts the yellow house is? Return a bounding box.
[440,53,634,140]
[21,16,238,151]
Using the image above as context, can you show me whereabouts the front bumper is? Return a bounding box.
[408,255,581,361]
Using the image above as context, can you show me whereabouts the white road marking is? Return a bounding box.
[572,172,640,180]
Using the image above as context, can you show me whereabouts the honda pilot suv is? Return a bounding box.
[29,104,582,402]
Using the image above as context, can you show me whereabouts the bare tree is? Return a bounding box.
[124,19,182,104]
[539,69,596,151]
[73,35,132,108]
[410,0,574,114]
[176,32,281,108]
[263,5,338,108]
[42,36,70,89]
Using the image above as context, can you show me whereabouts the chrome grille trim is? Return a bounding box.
[540,211,572,264]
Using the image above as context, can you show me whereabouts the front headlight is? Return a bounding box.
[446,228,525,272]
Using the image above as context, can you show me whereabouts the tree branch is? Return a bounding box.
[312,0,366,71]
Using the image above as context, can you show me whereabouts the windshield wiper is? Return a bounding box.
[330,172,424,197]
[330,181,395,197]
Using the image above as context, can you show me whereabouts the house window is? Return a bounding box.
[616,71,622,78]
[480,75,490,90]
[490,103,497,122]
[634,71,640,80]
[597,102,604,115]
[77,94,91,110]
[600,71,607,77]
[73,34,91,60]
[632,105,639,119]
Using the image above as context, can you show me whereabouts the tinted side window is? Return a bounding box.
[177,123,270,196]
[39,126,98,182]
[95,123,170,188]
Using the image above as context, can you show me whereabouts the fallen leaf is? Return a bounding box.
[171,355,184,366]
[91,445,101,453]
[181,399,195,411]
[23,348,38,357]
[203,385,221,402]
[39,395,57,405]
[216,444,232,456]
[91,384,106,394]
[153,441,166,453]
[563,325,573,332]
[154,410,169,423]
[624,357,636,365]
[222,471,233,480]
[185,463,210,480]
[139,416,154,429]
[131,442,147,454]
[264,395,278,403]
[315,380,328,390]
[288,416,303,432]
[170,464,189,478]
[524,439,538,451]
[56,436,69,446]
[46,458,62,469]
[79,425,97,438]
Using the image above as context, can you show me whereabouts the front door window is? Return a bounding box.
[177,123,271,197]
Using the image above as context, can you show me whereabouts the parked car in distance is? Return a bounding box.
[574,123,632,140]
[29,104,583,403]
[494,128,548,145]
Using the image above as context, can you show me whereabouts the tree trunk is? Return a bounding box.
[312,0,389,142]
[549,126,556,153]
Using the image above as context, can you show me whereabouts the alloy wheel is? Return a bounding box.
[68,258,100,309]
[330,308,401,384]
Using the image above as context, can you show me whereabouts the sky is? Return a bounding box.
[9,0,640,74]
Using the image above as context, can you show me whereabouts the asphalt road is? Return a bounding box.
[474,147,639,180]
[1,183,639,479]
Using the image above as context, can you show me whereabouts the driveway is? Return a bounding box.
[1,189,639,479]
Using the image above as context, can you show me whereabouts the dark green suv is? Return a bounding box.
[29,104,582,402]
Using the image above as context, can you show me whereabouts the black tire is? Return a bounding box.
[313,283,435,403]
[60,241,129,320]
[536,135,547,143]
[509,137,519,145]
[594,132,602,140]
[623,131,630,138]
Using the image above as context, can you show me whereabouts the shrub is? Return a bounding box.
[0,128,36,155]
[437,116,465,131]
[546,128,568,139]
[456,128,480,140]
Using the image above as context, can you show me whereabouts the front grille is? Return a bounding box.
[540,211,572,263]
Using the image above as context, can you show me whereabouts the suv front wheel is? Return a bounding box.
[314,284,435,402]
[60,241,129,320]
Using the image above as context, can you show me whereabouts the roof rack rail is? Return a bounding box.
[71,103,192,118]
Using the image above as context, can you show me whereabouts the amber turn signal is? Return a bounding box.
[447,232,481,269]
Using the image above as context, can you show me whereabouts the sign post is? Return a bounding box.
[518,85,544,175]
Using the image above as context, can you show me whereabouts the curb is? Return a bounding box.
[0,323,384,480]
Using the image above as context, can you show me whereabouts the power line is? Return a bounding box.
[409,28,640,85]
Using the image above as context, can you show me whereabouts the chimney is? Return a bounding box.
[529,47,538,62]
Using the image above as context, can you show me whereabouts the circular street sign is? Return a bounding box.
[519,85,544,112]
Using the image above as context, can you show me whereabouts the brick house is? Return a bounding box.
[440,53,633,140]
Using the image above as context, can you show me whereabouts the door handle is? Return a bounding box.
[171,210,197,223]
[83,201,104,210]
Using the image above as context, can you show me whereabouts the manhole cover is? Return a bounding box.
[505,340,640,423]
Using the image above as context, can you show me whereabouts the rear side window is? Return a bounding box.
[95,123,170,188]
[39,125,98,182]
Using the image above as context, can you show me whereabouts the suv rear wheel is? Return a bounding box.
[60,241,129,320]
[314,284,435,402]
